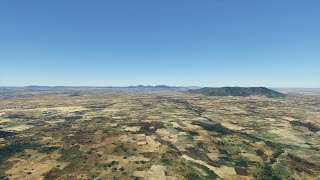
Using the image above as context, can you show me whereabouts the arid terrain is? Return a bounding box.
[0,88,320,179]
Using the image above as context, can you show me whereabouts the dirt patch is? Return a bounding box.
[124,126,140,132]
[240,153,263,163]
[6,150,69,180]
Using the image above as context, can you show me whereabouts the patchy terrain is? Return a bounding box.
[0,88,320,179]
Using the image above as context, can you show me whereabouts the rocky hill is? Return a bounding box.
[188,87,286,98]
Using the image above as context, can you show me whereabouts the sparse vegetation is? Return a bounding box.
[160,154,171,165]
[0,142,40,163]
[257,164,280,180]
[0,88,319,179]
[290,120,320,132]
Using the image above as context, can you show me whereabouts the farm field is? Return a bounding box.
[0,88,320,179]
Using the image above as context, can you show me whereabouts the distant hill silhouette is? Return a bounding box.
[188,87,286,98]
[127,85,174,89]
[126,85,199,90]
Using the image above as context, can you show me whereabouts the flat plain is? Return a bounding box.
[0,88,320,179]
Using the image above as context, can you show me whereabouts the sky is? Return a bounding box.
[1,0,319,87]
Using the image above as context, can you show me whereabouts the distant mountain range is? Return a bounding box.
[127,85,176,90]
[188,87,286,98]
[13,85,200,91]
[125,85,199,90]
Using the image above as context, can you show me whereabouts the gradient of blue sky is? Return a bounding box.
[1,0,319,87]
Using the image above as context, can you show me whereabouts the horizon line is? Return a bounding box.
[1,85,320,89]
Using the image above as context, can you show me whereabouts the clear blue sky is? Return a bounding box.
[1,0,319,87]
